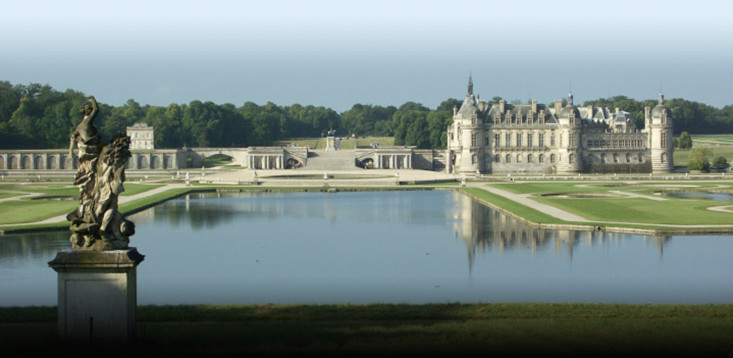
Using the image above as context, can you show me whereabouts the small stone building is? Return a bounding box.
[126,123,154,150]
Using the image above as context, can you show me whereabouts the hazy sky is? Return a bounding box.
[2,0,732,111]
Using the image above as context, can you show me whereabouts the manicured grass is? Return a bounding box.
[120,183,164,196]
[0,183,160,198]
[691,134,733,145]
[201,154,234,168]
[490,181,613,195]
[674,135,733,166]
[534,196,733,225]
[483,180,733,226]
[2,303,731,356]
[674,146,733,166]
[459,187,565,224]
[0,200,77,225]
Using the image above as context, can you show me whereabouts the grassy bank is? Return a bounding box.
[2,303,731,356]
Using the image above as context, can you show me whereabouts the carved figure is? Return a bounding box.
[67,96,134,250]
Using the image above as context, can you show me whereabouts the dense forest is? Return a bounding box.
[1,81,732,150]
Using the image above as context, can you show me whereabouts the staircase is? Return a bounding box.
[304,150,356,170]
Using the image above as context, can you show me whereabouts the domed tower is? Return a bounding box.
[647,93,674,173]
[556,93,582,174]
[446,75,490,174]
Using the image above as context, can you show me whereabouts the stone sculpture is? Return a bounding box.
[66,96,135,250]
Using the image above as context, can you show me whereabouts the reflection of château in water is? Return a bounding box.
[452,193,670,269]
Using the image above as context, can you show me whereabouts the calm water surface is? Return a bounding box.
[1,190,732,306]
[664,191,733,201]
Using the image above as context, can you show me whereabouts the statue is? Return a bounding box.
[66,96,135,250]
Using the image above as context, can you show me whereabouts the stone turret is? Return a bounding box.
[556,93,582,174]
[648,93,674,173]
[446,75,490,174]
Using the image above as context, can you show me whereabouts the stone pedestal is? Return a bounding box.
[325,136,340,151]
[48,248,144,344]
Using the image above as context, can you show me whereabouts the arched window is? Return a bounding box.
[539,154,544,163]
[569,154,574,164]
[494,154,500,162]
[550,154,556,163]
[626,153,631,163]
[516,154,522,163]
[505,154,511,163]
[527,154,534,163]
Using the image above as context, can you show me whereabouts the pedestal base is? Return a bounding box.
[48,248,144,344]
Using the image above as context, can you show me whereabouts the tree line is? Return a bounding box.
[1,81,732,150]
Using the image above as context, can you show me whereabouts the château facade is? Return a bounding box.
[446,76,674,175]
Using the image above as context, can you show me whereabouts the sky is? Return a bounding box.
[2,0,732,111]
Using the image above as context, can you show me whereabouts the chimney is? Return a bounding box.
[531,99,537,113]
[554,99,562,113]
[499,99,505,113]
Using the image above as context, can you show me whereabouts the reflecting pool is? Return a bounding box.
[664,191,733,201]
[1,190,732,306]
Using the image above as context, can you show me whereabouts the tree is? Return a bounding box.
[687,147,713,171]
[678,131,692,150]
[712,156,729,169]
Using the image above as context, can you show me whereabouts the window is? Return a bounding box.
[661,153,666,163]
[495,134,500,147]
[505,154,511,163]
[471,134,476,147]
[494,154,500,162]
[528,154,534,163]
[539,133,544,147]
[527,132,533,148]
[661,132,667,148]
[505,133,511,148]
[569,154,574,164]
[516,154,522,163]
[539,154,544,163]
[516,133,522,148]
[472,154,477,164]
[613,153,619,163]
[569,133,575,147]
[550,133,556,147]
[485,136,489,146]
[626,153,631,163]
[550,154,556,163]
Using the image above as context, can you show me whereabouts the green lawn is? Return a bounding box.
[0,200,77,225]
[201,154,234,168]
[472,180,733,229]
[675,134,733,166]
[534,196,732,225]
[2,303,731,356]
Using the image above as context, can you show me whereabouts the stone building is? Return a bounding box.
[446,76,674,175]
[126,122,154,150]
